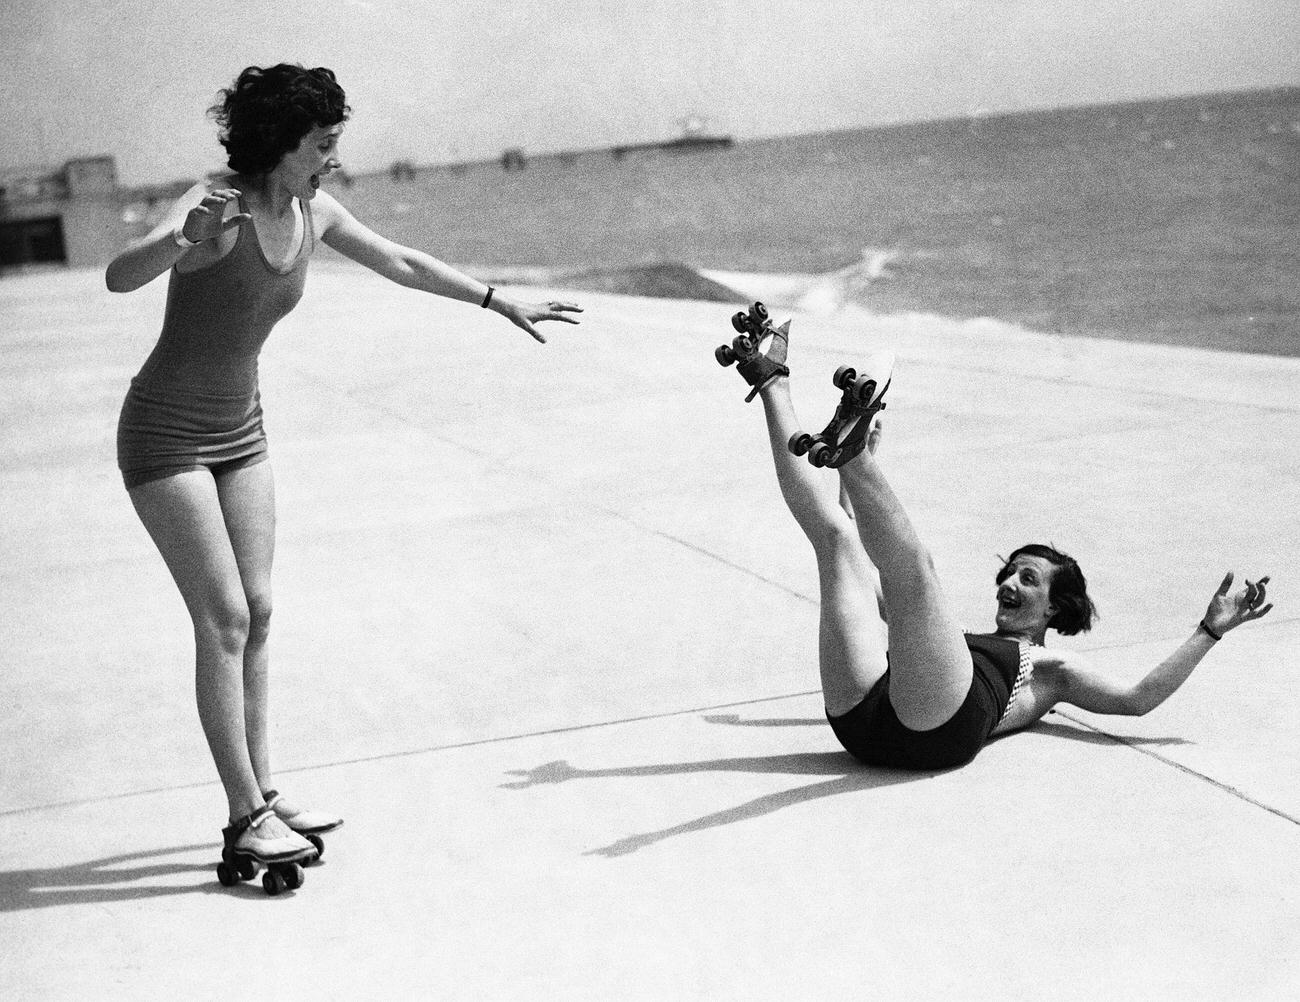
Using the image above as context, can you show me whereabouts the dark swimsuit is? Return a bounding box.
[116,195,314,489]
[826,633,1031,770]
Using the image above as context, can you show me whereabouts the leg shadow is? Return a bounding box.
[501,750,856,789]
[587,768,924,858]
[0,842,233,912]
[503,750,934,858]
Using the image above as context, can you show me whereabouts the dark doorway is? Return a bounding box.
[0,216,67,267]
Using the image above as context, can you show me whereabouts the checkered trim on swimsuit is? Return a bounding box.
[997,641,1035,726]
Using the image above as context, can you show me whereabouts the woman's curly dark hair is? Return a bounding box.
[209,64,350,175]
[996,543,1099,636]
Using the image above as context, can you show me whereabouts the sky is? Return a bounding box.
[2,0,1297,186]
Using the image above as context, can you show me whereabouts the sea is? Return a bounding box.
[325,86,1299,357]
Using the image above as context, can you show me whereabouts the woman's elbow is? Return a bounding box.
[105,262,135,293]
[386,249,423,288]
[1124,688,1160,716]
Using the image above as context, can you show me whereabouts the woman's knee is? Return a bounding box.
[245,590,272,646]
[195,594,252,654]
[879,544,941,602]
[808,514,861,560]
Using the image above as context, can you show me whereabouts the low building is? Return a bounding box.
[0,156,191,271]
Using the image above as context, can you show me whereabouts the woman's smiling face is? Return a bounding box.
[995,553,1057,639]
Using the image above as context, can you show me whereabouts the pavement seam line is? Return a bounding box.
[8,688,1297,831]
[1050,708,1300,828]
[0,689,823,818]
[276,360,491,457]
[597,507,816,603]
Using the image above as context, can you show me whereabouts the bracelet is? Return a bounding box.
[1198,619,1223,642]
[172,225,200,249]
[480,286,495,309]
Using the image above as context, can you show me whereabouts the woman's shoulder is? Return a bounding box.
[307,188,350,227]
[1028,644,1093,677]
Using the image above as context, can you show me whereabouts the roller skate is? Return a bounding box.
[788,351,894,468]
[263,789,343,863]
[715,301,791,402]
[215,804,318,896]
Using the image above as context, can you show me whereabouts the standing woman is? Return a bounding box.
[107,64,582,865]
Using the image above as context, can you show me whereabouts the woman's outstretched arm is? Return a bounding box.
[1009,571,1273,725]
[313,189,581,343]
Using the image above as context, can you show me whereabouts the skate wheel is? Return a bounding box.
[715,344,736,366]
[833,366,857,390]
[263,870,286,896]
[237,857,257,881]
[853,376,877,402]
[284,863,305,890]
[731,311,748,333]
[733,335,753,356]
[809,443,831,468]
[788,432,812,456]
[306,834,325,861]
[751,301,768,320]
[217,862,236,887]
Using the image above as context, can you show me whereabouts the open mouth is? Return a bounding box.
[310,174,321,190]
[997,591,1022,611]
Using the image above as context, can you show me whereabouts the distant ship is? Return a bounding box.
[613,116,734,159]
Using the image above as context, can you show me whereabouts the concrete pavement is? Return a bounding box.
[1,261,1296,1000]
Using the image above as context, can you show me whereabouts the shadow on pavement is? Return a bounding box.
[0,843,273,911]
[502,750,931,857]
[502,715,1195,857]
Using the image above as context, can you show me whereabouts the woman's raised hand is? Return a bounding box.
[1203,571,1273,637]
[180,188,252,244]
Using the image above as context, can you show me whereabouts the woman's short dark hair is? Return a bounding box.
[209,64,350,175]
[996,543,1098,636]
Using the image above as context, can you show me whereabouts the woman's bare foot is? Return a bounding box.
[867,414,883,456]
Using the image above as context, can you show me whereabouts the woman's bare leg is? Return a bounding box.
[835,449,971,730]
[837,445,887,623]
[129,469,297,836]
[214,461,276,792]
[758,379,887,715]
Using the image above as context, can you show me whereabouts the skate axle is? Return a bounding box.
[216,845,308,896]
